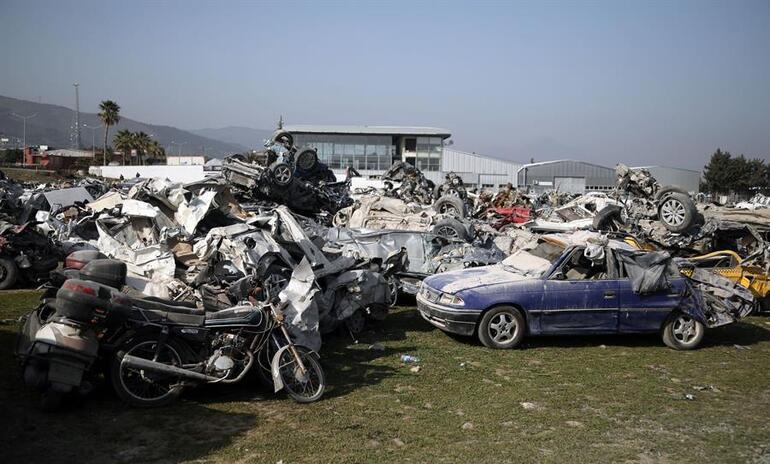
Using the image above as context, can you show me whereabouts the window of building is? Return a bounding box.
[404,138,416,152]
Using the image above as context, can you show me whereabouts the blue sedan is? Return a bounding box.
[417,243,747,350]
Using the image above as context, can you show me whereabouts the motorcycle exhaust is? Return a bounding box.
[121,354,221,382]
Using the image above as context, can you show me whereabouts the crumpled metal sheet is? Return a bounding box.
[676,264,755,327]
[279,258,321,352]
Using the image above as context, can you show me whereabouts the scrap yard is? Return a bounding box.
[0,129,769,462]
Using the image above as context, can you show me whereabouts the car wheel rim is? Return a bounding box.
[672,315,699,345]
[440,204,459,215]
[661,199,685,226]
[437,226,459,239]
[275,166,291,183]
[488,312,518,344]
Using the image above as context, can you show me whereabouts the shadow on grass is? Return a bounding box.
[0,329,261,464]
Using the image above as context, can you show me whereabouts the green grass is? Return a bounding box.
[1,290,769,463]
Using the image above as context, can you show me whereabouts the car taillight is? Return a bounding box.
[62,280,97,296]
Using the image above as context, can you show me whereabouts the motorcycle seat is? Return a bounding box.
[131,297,205,316]
[205,305,264,326]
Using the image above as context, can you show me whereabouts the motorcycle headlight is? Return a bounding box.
[438,293,464,306]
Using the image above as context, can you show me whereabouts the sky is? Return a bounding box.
[1,0,769,169]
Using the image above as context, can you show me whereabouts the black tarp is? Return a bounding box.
[615,249,672,294]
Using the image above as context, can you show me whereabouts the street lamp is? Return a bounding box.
[83,123,104,159]
[10,112,37,166]
[170,141,186,156]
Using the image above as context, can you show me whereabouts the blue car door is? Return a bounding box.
[617,275,688,332]
[538,247,619,334]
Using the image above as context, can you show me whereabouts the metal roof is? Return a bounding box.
[283,124,451,138]
[632,165,700,174]
[516,159,614,174]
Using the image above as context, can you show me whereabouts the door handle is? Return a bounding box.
[604,291,616,299]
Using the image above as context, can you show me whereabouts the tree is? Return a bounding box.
[132,131,152,166]
[146,140,166,164]
[702,149,735,194]
[98,100,121,165]
[113,129,134,165]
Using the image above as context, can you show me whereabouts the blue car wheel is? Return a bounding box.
[478,306,525,349]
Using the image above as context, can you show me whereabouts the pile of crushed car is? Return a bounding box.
[7,130,769,411]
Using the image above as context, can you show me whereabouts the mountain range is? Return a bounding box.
[0,95,272,157]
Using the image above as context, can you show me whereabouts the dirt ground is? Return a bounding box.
[1,290,769,463]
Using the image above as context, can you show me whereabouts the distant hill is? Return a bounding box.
[190,126,274,150]
[0,95,245,157]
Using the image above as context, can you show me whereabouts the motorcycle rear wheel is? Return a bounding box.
[276,346,325,403]
[111,335,185,408]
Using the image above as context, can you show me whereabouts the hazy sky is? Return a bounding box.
[2,0,769,169]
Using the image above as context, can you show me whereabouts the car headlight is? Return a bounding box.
[438,293,464,306]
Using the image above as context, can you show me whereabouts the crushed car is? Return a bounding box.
[417,237,754,350]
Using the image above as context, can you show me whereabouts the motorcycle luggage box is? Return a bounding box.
[79,259,126,288]
[65,250,107,270]
[55,279,121,322]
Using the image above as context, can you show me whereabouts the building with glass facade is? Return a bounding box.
[284,125,449,174]
[284,125,523,188]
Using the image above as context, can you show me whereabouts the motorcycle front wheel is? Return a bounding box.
[111,335,185,408]
[276,346,325,403]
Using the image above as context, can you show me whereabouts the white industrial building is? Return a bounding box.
[167,155,206,166]
[632,165,701,193]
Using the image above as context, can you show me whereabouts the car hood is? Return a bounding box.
[424,265,531,294]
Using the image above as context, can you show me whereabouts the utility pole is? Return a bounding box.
[73,83,82,149]
[11,112,37,166]
[83,124,103,159]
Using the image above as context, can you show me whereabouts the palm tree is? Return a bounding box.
[98,100,120,165]
[132,131,152,166]
[113,129,134,165]
[146,140,166,164]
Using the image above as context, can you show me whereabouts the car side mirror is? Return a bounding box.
[551,271,566,281]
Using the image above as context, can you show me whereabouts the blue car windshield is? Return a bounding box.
[501,250,552,277]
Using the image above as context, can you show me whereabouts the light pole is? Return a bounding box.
[170,141,186,157]
[10,112,37,166]
[83,123,104,159]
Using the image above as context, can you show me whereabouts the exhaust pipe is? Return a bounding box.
[121,354,220,382]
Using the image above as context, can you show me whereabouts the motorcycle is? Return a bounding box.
[109,294,325,407]
[15,260,133,411]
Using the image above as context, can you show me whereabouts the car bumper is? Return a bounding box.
[416,294,479,336]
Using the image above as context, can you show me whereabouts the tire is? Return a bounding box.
[272,130,294,149]
[477,306,525,349]
[434,195,466,218]
[432,218,470,241]
[276,346,325,403]
[387,277,399,308]
[296,148,318,171]
[654,185,688,201]
[662,312,705,350]
[658,193,697,233]
[592,205,624,231]
[0,257,19,290]
[111,334,185,408]
[270,161,293,186]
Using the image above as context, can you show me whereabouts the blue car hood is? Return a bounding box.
[425,265,531,294]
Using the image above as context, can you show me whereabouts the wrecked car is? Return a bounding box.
[417,240,754,350]
[333,195,474,241]
[594,165,699,234]
[222,131,351,216]
[0,221,60,289]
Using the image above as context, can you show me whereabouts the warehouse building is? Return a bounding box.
[517,160,616,194]
[284,125,522,187]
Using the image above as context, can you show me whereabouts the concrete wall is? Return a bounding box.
[89,165,206,183]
